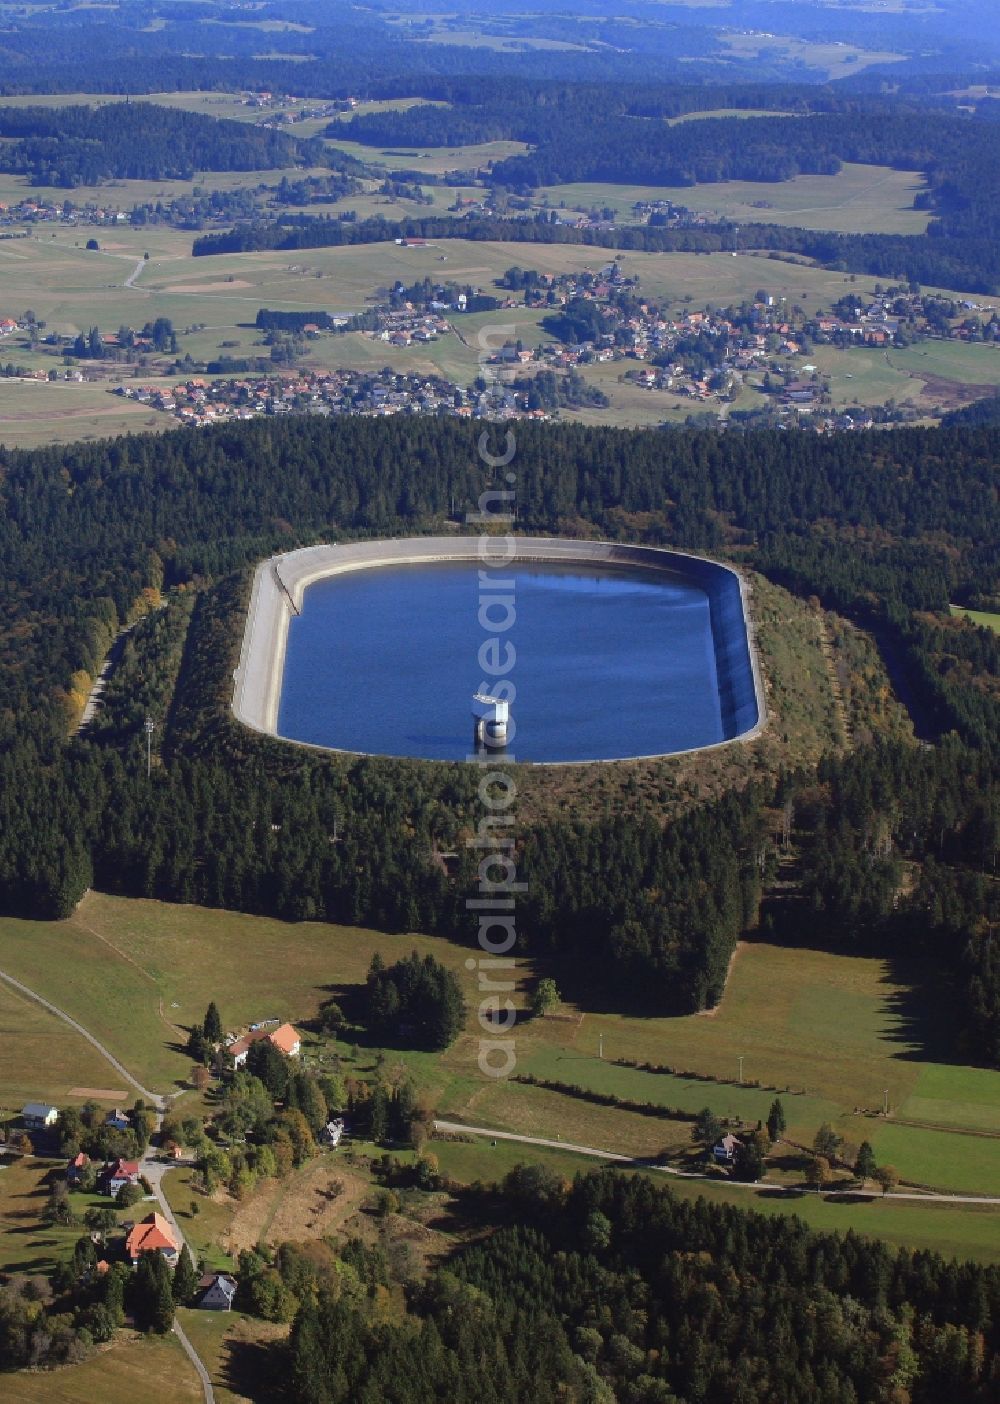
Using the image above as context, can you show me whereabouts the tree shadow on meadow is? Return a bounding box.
[877,957,966,1065]
[219,1334,287,1403]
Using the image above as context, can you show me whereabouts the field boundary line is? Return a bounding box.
[433,1120,1000,1205]
[0,966,162,1106]
[70,910,160,985]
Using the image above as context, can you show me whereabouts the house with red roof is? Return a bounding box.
[104,1158,141,1196]
[230,1021,301,1067]
[66,1152,92,1186]
[126,1212,179,1265]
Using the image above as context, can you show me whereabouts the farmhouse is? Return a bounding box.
[713,1133,741,1166]
[21,1103,58,1129]
[104,1108,131,1132]
[197,1272,238,1310]
[104,1158,141,1195]
[66,1152,92,1185]
[126,1212,179,1265]
[320,1118,345,1147]
[229,1020,302,1067]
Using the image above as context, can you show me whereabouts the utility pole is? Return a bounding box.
[598,1033,604,1061]
[144,718,155,778]
[883,1088,889,1117]
[738,1055,744,1084]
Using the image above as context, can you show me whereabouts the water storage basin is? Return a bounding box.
[232,538,764,765]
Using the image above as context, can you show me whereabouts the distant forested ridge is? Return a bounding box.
[316,102,1000,292]
[0,103,321,186]
[0,415,997,1035]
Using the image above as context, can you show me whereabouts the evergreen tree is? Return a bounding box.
[766,1097,787,1143]
[172,1244,198,1305]
[203,1001,223,1044]
[287,1071,328,1136]
[288,1296,332,1403]
[247,1038,290,1100]
[369,1085,390,1144]
[855,1140,877,1182]
[365,952,466,1051]
[692,1107,723,1148]
[733,1138,764,1182]
[132,1252,175,1333]
[102,1265,127,1327]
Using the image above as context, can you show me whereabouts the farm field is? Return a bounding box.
[175,1309,287,1404]
[0,979,124,1109]
[323,134,531,175]
[0,890,537,1093]
[670,107,800,124]
[539,162,930,235]
[804,339,1000,415]
[717,32,904,79]
[0,91,277,122]
[0,163,335,215]
[900,1060,1000,1130]
[381,14,589,53]
[11,1330,202,1403]
[0,380,167,450]
[864,1121,1000,1197]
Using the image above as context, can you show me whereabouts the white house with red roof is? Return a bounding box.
[126,1212,179,1266]
[104,1158,141,1196]
[229,1021,301,1067]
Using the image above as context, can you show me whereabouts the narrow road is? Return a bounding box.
[141,1147,214,1404]
[0,967,215,1396]
[172,1320,214,1404]
[433,1120,1000,1206]
[124,257,146,290]
[0,967,162,1107]
[77,616,145,732]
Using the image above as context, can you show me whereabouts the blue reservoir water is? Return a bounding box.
[278,562,728,762]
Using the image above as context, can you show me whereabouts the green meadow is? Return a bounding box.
[540,162,930,236]
[4,222,1000,442]
[950,606,1000,634]
[0,891,997,1209]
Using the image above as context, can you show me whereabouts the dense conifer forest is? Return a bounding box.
[0,414,996,1043]
[281,1166,1000,1402]
[0,104,321,187]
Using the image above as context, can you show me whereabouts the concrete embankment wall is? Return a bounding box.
[231,537,766,751]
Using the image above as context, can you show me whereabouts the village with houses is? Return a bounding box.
[3,1010,350,1333]
[2,253,1000,434]
[94,267,1000,430]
